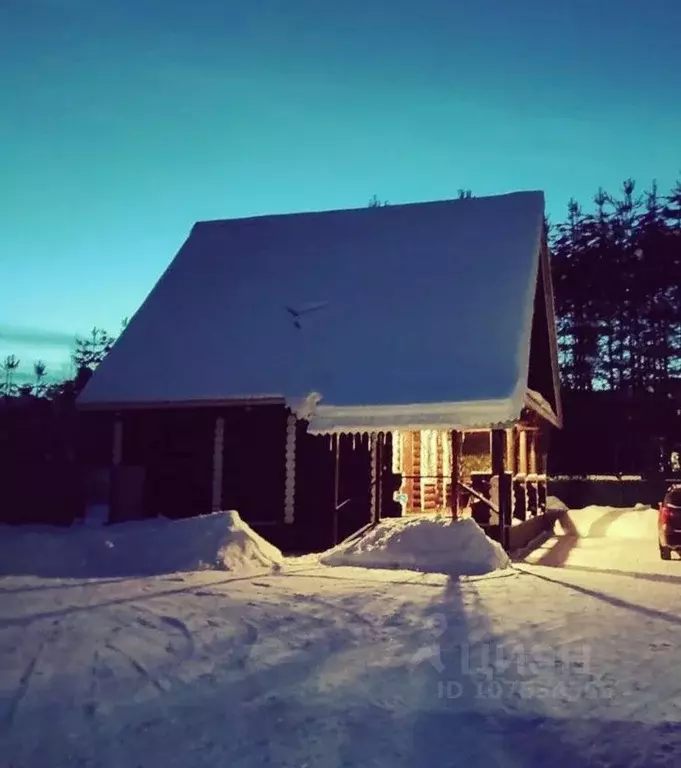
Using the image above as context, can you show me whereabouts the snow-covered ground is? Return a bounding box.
[2,505,680,767]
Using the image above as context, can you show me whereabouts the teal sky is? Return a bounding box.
[2,0,680,381]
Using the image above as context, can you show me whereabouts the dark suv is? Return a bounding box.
[659,485,681,560]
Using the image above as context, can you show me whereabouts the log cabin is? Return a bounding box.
[77,191,562,553]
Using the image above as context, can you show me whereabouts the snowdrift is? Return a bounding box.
[0,510,283,578]
[554,505,658,540]
[320,515,510,576]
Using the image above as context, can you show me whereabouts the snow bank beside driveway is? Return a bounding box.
[320,514,510,575]
[555,504,658,540]
[0,510,282,578]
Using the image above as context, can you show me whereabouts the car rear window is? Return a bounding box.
[665,488,681,507]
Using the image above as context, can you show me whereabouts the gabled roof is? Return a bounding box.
[78,191,560,430]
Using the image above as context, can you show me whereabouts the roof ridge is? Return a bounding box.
[193,189,545,228]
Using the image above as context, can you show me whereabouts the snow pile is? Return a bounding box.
[212,509,284,573]
[0,510,282,578]
[555,505,658,540]
[320,515,510,575]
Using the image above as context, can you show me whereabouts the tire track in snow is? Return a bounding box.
[104,642,172,694]
[231,619,259,669]
[288,591,377,629]
[3,641,44,727]
[86,649,102,717]
[129,604,196,659]
[157,614,197,665]
[2,618,63,727]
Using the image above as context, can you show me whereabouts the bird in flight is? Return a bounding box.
[285,302,328,329]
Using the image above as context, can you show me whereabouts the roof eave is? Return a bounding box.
[305,397,522,435]
[76,395,286,412]
[523,388,561,428]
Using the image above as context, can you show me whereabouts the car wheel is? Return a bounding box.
[660,545,672,560]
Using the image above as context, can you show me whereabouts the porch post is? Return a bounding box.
[518,429,528,474]
[211,416,225,512]
[491,428,511,551]
[450,430,462,519]
[529,431,537,474]
[506,428,516,475]
[537,427,548,515]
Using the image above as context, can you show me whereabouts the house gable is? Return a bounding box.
[526,237,563,427]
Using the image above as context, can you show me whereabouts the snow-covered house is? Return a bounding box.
[77,191,562,552]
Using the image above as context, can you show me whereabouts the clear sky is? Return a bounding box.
[2,0,680,381]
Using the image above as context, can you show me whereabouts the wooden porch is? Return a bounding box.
[390,418,551,549]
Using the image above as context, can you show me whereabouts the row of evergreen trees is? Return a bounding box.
[0,327,120,399]
[550,176,681,393]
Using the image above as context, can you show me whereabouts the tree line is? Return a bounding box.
[550,176,681,394]
[0,325,123,400]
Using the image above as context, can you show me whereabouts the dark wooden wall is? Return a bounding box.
[292,428,399,552]
[78,404,288,527]
[1,397,82,526]
[124,407,215,520]
[221,405,287,525]
[76,408,395,554]
[292,424,336,552]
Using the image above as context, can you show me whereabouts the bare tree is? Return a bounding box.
[1,354,20,396]
[34,360,47,396]
[367,195,390,208]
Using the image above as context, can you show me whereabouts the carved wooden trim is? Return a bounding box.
[284,412,297,524]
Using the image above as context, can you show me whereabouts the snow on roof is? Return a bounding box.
[307,389,554,434]
[307,398,517,434]
[78,191,545,426]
